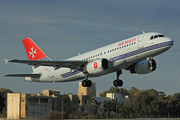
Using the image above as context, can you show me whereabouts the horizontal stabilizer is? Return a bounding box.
[4,74,41,77]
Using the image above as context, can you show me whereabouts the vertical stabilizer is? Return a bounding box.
[22,38,51,61]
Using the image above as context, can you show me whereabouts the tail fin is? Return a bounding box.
[22,38,51,61]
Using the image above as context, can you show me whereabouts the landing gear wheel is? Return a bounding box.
[113,79,123,87]
[113,70,123,87]
[113,80,119,87]
[81,80,92,87]
[118,80,123,87]
[82,80,87,87]
[87,80,92,87]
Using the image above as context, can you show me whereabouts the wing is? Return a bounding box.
[5,59,88,70]
[4,74,41,77]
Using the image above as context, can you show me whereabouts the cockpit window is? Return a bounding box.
[154,35,158,39]
[158,35,164,37]
[150,34,164,40]
[150,36,153,40]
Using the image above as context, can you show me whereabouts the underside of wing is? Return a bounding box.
[4,74,41,77]
[5,59,89,70]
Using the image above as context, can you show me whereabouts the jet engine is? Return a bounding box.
[86,58,110,74]
[130,59,156,74]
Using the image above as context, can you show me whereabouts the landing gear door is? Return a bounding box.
[138,34,144,49]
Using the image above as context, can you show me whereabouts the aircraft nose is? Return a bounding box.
[168,38,174,46]
[164,37,173,47]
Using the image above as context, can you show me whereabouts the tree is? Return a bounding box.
[99,87,129,97]
[0,88,13,117]
[87,98,102,119]
[44,111,68,119]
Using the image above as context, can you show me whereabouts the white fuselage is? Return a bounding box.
[25,32,173,82]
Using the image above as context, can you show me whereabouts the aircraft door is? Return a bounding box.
[138,34,144,49]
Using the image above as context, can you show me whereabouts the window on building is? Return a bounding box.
[85,100,87,104]
[74,108,76,112]
[22,99,24,102]
[78,108,81,112]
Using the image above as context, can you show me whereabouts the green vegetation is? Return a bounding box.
[87,86,180,118]
[0,88,13,117]
[44,111,68,119]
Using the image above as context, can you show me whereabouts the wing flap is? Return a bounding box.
[4,74,41,77]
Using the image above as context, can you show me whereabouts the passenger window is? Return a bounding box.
[104,52,106,54]
[115,48,116,51]
[100,53,102,55]
[120,47,121,49]
[132,43,133,45]
[89,57,90,59]
[98,54,99,56]
[95,55,97,57]
[108,51,109,53]
[127,44,128,47]
[129,44,131,46]
[124,45,126,47]
[110,50,111,52]
[117,47,119,50]
[134,42,136,44]
[122,46,123,48]
[112,49,114,51]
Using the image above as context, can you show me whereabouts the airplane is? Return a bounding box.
[4,32,173,87]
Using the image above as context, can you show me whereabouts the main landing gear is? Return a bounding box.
[113,70,123,87]
[82,74,92,87]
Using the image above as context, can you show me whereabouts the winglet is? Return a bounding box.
[4,59,9,65]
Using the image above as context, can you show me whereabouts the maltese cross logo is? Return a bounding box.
[29,46,37,59]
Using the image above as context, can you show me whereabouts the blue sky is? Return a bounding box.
[0,0,180,96]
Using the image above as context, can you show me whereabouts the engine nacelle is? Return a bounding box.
[86,58,110,75]
[130,59,157,74]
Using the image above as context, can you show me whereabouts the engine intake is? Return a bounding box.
[130,59,156,74]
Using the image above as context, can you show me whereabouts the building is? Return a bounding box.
[7,82,96,119]
[7,90,60,119]
[7,82,129,119]
[94,93,129,108]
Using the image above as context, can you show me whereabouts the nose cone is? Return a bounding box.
[165,37,174,47]
[170,39,174,46]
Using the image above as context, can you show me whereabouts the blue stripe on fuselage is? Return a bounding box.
[61,41,172,78]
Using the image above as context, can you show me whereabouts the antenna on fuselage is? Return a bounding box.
[142,31,145,34]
